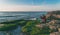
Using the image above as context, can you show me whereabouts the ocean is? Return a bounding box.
[0,12,47,22]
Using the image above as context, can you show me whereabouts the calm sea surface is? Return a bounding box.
[0,12,47,22]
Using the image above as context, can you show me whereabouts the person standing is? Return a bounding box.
[40,15,46,23]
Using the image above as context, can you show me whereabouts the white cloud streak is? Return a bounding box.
[0,0,60,11]
[0,4,60,11]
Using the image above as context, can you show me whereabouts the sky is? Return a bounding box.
[0,0,60,11]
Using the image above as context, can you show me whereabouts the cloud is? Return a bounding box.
[0,4,60,11]
[0,0,60,11]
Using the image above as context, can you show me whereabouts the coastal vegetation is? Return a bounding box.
[0,19,51,35]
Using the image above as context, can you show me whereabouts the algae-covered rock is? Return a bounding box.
[0,24,18,31]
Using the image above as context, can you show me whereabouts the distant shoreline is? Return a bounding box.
[0,11,47,12]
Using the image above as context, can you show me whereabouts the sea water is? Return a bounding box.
[0,12,47,22]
